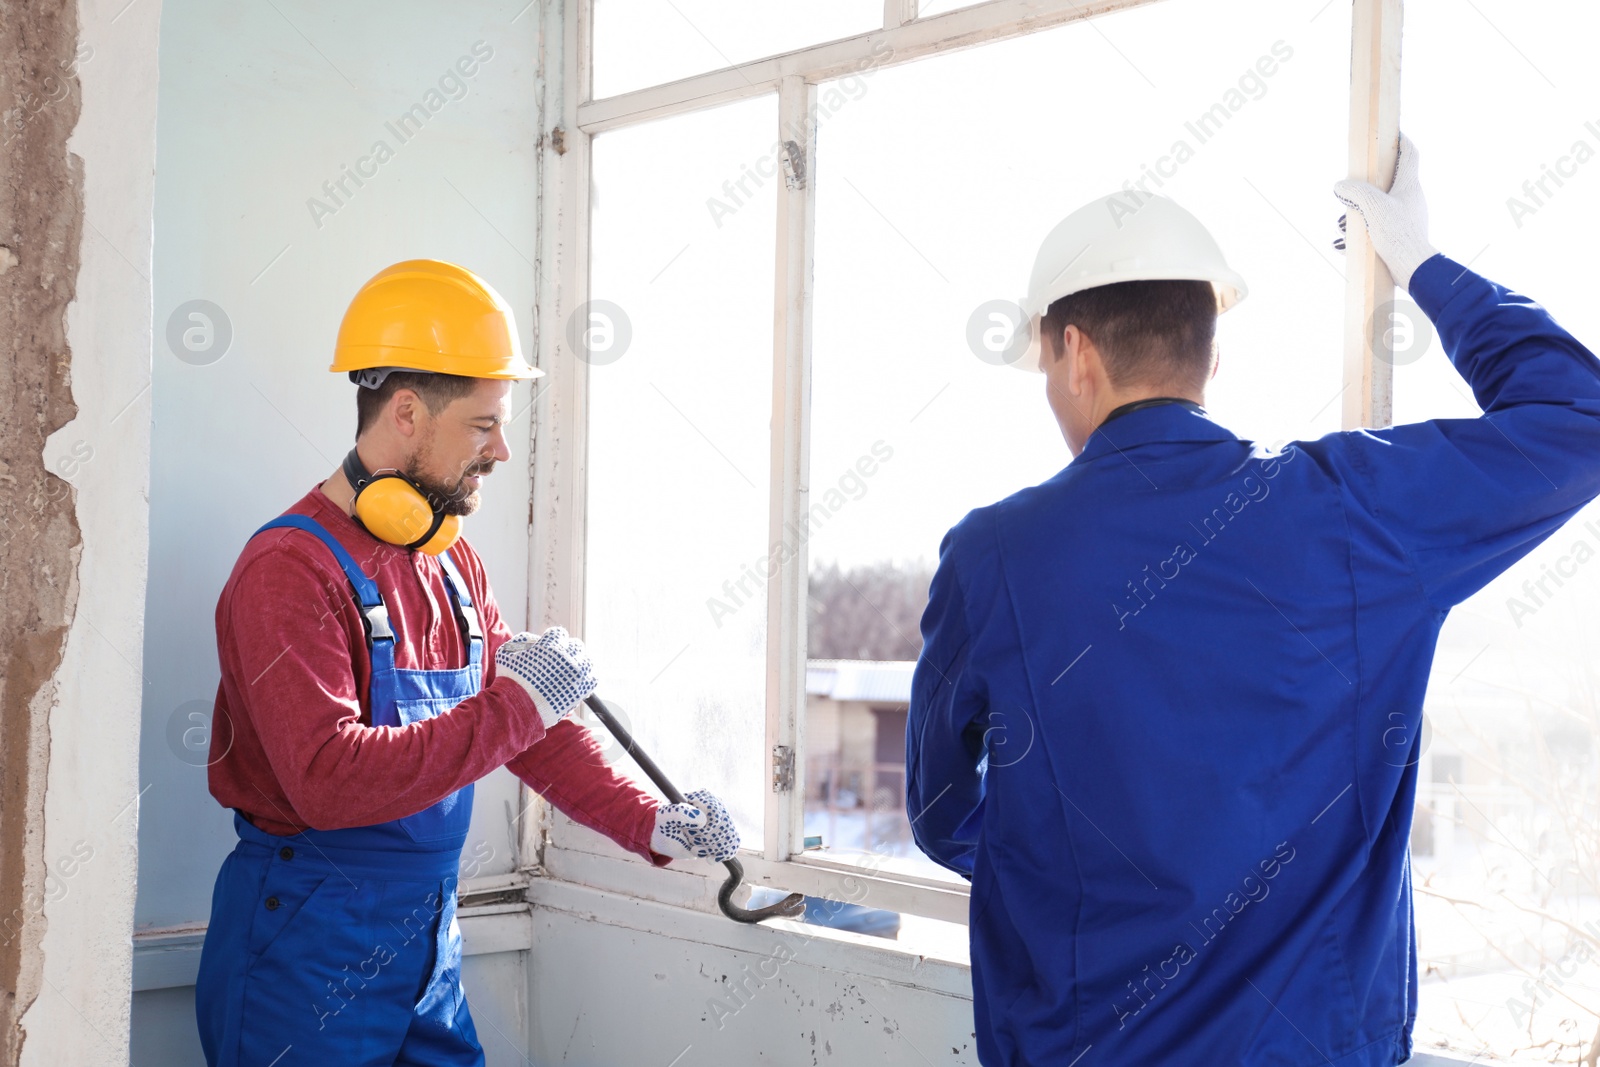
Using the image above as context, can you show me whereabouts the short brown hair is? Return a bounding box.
[354,370,479,438]
[1043,280,1217,392]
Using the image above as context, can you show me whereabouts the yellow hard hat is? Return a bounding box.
[331,259,543,381]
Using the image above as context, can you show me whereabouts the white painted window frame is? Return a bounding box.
[527,0,1402,927]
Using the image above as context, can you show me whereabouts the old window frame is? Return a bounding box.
[527,0,1401,926]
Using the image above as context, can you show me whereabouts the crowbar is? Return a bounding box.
[583,694,807,925]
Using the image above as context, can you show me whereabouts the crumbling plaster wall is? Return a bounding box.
[0,0,160,1062]
[0,0,85,1058]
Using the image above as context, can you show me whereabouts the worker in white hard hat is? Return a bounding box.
[906,136,1600,1065]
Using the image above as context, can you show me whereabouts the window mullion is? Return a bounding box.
[528,0,594,862]
[764,74,819,863]
[1340,0,1402,431]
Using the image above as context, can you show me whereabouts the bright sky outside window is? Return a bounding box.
[585,93,779,850]
[808,0,1352,573]
[1388,1,1600,1058]
[799,0,1352,888]
[592,0,881,99]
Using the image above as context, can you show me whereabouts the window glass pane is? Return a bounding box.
[1394,1,1600,1058]
[586,94,777,851]
[804,0,1352,878]
[593,0,881,99]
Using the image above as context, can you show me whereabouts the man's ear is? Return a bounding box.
[1062,324,1089,396]
[390,388,422,439]
[1209,340,1221,381]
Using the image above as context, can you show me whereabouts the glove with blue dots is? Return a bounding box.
[494,626,599,731]
[650,789,741,863]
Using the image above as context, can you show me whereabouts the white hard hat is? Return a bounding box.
[1013,193,1248,372]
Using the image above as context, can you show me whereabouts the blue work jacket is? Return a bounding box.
[907,254,1600,1065]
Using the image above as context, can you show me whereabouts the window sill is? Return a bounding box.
[544,815,970,925]
[525,875,974,1001]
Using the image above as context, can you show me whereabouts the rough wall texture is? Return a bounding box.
[0,0,83,1061]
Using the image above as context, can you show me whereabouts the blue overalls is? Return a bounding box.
[197,515,486,1067]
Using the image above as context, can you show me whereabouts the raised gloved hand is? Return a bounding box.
[650,788,741,862]
[1333,133,1438,291]
[494,626,598,730]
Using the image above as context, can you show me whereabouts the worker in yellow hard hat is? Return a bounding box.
[194,261,740,1066]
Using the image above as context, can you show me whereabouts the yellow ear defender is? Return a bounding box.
[342,448,462,556]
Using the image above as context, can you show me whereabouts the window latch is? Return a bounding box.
[779,140,806,191]
[772,745,795,793]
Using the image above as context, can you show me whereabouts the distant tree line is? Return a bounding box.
[807,559,933,661]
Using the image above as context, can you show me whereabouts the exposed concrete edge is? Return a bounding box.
[17,1,163,1063]
[0,1,84,1061]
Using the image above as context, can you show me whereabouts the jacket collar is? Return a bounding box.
[1076,401,1238,463]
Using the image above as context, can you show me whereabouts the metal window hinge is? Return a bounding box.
[772,745,795,793]
[779,140,806,191]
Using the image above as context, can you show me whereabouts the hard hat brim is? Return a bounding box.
[331,345,545,380]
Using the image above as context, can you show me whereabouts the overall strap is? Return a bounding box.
[253,515,396,649]
[437,549,484,664]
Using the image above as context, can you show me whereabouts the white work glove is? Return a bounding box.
[1333,133,1438,291]
[650,789,741,862]
[494,626,598,730]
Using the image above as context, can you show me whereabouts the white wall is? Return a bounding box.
[133,0,542,1060]
[528,879,978,1066]
[21,1,162,1063]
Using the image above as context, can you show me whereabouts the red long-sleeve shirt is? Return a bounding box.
[208,484,664,866]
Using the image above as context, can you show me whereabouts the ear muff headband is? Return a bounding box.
[341,448,462,556]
